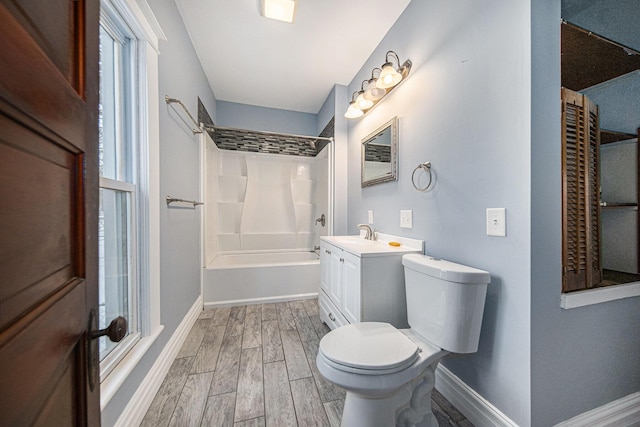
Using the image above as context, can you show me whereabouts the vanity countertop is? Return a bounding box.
[321,233,424,257]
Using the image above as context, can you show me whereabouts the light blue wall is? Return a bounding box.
[101,0,216,424]
[345,0,532,424]
[562,0,640,51]
[582,73,640,134]
[157,0,215,343]
[317,84,349,235]
[216,100,316,135]
[332,85,349,236]
[316,85,335,135]
[531,1,640,425]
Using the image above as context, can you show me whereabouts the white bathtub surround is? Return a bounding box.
[206,146,329,256]
[203,140,329,306]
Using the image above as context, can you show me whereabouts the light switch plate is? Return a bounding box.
[400,210,412,228]
[368,210,374,224]
[486,208,506,237]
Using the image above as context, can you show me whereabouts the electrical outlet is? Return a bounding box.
[400,210,412,228]
[368,210,374,224]
[486,208,506,237]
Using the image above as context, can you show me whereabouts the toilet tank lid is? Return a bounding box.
[402,254,490,284]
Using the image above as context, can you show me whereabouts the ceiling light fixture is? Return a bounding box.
[261,0,297,23]
[344,50,411,119]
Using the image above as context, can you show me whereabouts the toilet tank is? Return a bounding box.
[402,254,490,353]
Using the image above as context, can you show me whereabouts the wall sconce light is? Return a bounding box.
[344,50,411,119]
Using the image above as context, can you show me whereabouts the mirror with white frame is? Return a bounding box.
[361,117,398,187]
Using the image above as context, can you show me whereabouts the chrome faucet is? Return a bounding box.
[357,224,374,240]
[315,214,325,227]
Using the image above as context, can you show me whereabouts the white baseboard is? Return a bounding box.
[554,391,640,427]
[114,295,203,427]
[435,365,640,427]
[203,292,317,309]
[435,364,518,427]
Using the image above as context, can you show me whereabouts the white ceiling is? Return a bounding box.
[175,0,411,114]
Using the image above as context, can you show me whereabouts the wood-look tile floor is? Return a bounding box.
[141,299,473,427]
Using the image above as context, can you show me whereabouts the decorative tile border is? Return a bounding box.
[197,98,333,158]
[212,127,318,157]
[197,97,214,128]
[316,117,334,155]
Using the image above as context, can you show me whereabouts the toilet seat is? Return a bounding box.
[319,322,420,375]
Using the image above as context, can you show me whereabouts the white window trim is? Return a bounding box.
[99,0,165,410]
[561,281,640,309]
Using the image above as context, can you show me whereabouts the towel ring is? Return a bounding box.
[412,161,433,192]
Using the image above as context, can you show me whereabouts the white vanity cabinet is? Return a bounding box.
[320,242,361,325]
[319,235,423,330]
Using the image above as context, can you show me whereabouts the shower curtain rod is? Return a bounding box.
[165,95,203,135]
[202,124,334,142]
[165,94,334,142]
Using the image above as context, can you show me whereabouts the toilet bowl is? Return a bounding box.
[316,254,490,427]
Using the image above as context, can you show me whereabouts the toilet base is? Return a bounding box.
[339,361,440,427]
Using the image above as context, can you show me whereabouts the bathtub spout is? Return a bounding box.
[315,214,325,227]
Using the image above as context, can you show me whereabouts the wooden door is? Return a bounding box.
[561,87,602,292]
[0,1,100,425]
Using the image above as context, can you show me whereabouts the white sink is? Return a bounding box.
[321,234,424,257]
[331,236,374,245]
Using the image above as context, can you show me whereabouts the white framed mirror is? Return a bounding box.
[361,116,398,187]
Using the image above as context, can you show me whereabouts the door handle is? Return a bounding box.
[87,309,128,391]
[328,313,336,321]
[91,316,127,342]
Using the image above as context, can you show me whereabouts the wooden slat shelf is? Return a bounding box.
[601,203,638,211]
[600,129,637,145]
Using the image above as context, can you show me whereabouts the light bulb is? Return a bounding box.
[376,63,402,89]
[355,91,374,110]
[364,78,386,101]
[344,102,364,119]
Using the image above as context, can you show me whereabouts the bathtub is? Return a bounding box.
[203,251,320,307]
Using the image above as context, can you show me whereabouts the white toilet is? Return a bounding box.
[316,254,490,427]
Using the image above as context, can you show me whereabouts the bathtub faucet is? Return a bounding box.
[315,214,325,227]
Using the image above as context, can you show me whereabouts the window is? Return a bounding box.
[98,14,140,377]
[97,0,164,408]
